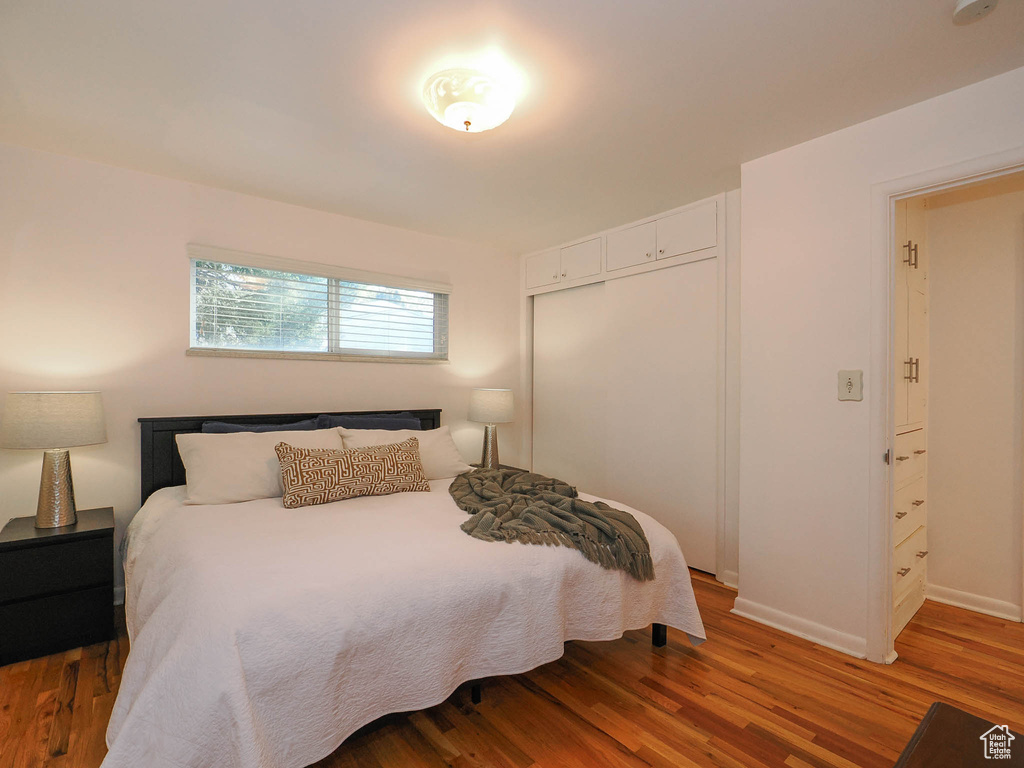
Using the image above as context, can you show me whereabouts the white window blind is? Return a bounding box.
[189,250,450,361]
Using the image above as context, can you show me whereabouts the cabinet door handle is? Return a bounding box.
[897,567,911,576]
[914,449,926,455]
[904,358,920,383]
[658,248,665,255]
[903,240,919,269]
[561,272,566,277]
[895,511,908,519]
[916,550,928,558]
[912,500,924,507]
[895,456,910,462]
[646,252,652,259]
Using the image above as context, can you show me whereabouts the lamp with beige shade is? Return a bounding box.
[0,391,107,528]
[468,388,514,470]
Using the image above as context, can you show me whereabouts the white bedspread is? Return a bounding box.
[103,480,705,768]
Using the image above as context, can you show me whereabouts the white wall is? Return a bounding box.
[0,142,522,594]
[738,65,1024,658]
[926,186,1024,618]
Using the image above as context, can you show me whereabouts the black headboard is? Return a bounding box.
[138,409,442,504]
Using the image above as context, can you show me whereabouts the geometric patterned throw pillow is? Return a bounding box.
[275,437,430,509]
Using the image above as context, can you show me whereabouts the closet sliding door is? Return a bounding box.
[533,282,610,497]
[533,262,718,573]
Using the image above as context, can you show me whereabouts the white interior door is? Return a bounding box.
[894,200,910,427]
[907,198,928,425]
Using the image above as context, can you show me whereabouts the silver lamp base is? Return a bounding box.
[36,449,78,528]
[480,424,500,469]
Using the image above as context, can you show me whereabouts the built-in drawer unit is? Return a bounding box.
[893,428,927,488]
[894,476,927,546]
[894,525,928,606]
[893,578,926,638]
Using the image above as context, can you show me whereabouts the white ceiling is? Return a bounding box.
[2,1,1023,253]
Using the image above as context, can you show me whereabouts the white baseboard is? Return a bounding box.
[114,586,125,606]
[926,583,1021,621]
[731,597,868,659]
[717,569,739,589]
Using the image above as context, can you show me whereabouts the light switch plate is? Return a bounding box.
[838,370,863,401]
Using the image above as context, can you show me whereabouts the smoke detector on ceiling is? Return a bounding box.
[953,0,998,25]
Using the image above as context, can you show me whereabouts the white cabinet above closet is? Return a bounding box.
[525,249,561,289]
[560,238,602,281]
[656,201,718,261]
[524,196,722,296]
[607,221,656,271]
[524,239,602,290]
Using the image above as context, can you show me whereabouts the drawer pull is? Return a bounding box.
[912,500,925,507]
[914,449,927,455]
[895,456,910,462]
[897,567,912,576]
[895,511,908,519]
[916,550,928,558]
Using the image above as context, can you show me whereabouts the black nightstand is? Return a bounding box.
[0,508,115,666]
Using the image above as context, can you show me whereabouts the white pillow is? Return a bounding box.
[338,426,472,480]
[176,428,344,505]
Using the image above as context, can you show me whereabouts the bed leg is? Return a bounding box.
[652,623,667,647]
[470,683,482,705]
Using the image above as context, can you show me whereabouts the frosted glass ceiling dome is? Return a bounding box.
[422,68,516,133]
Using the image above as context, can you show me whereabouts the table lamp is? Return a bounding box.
[468,388,513,470]
[0,391,107,528]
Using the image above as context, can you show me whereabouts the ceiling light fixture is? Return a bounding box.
[422,68,516,133]
[952,0,998,25]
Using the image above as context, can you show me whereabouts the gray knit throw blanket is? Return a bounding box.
[450,468,655,582]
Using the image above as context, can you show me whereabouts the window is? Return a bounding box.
[187,245,450,362]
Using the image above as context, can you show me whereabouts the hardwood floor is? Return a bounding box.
[3,571,1023,767]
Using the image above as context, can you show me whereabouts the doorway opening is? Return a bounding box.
[887,169,1024,657]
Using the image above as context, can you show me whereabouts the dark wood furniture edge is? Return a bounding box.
[0,508,115,552]
[652,623,668,647]
[894,701,941,767]
[138,409,442,504]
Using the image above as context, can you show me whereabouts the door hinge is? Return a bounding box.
[884,449,891,465]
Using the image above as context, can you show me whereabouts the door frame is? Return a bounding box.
[866,145,1024,663]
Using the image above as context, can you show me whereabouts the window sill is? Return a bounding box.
[186,347,448,365]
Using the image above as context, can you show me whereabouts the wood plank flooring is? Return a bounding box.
[3,571,1023,767]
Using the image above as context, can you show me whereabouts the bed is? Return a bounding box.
[103,409,706,768]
